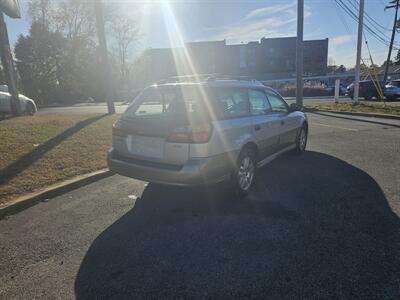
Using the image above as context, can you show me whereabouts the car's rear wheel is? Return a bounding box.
[364,93,372,101]
[233,147,256,196]
[25,103,35,116]
[294,124,307,154]
[386,96,396,101]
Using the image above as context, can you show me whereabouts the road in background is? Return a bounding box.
[36,102,129,115]
[1,113,399,299]
[35,97,400,115]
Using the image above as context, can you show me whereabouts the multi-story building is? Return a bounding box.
[138,37,328,84]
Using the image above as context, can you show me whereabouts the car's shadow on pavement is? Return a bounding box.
[74,151,400,299]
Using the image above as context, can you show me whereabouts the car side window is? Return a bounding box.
[248,89,271,115]
[214,88,249,119]
[266,92,289,113]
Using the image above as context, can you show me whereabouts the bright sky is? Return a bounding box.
[4,0,396,68]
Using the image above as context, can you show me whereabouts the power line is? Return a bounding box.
[335,0,400,49]
[351,0,392,32]
[336,0,389,44]
[333,0,355,41]
[332,0,394,68]
[336,0,387,41]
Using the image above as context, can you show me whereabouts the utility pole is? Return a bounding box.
[383,0,399,84]
[0,12,22,116]
[354,0,365,103]
[94,0,115,115]
[296,0,304,108]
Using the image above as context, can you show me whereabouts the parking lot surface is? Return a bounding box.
[1,112,399,299]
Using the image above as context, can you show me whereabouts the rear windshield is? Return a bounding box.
[124,86,211,120]
[123,85,253,121]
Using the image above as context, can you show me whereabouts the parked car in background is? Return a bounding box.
[0,85,8,93]
[108,77,308,195]
[346,80,385,100]
[324,84,347,96]
[0,85,37,115]
[384,79,400,101]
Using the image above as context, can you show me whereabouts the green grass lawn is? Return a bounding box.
[304,102,400,116]
[0,114,119,205]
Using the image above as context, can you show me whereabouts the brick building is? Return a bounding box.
[139,37,328,84]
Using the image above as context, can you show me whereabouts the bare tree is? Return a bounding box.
[27,0,55,30]
[109,17,139,90]
[56,0,96,42]
[19,0,142,103]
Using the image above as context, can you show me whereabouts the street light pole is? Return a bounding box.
[94,0,115,115]
[383,0,399,84]
[296,0,304,108]
[354,0,365,103]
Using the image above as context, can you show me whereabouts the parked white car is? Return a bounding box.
[0,85,37,115]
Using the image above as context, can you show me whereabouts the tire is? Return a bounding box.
[364,93,372,101]
[386,96,396,101]
[232,147,257,196]
[25,103,35,116]
[294,124,308,154]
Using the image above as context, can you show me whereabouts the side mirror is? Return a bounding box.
[289,103,300,112]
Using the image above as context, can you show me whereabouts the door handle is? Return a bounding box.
[280,120,285,125]
[254,124,261,131]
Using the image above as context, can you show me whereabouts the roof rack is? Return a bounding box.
[156,74,264,86]
[155,74,216,84]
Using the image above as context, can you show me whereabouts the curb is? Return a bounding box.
[306,109,400,120]
[0,169,112,219]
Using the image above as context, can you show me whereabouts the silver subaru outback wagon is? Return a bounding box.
[107,78,308,195]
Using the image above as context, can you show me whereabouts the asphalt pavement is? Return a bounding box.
[35,98,400,115]
[1,112,399,299]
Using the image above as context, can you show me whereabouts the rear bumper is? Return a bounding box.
[107,149,236,186]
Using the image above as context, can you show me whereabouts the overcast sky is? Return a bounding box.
[5,0,396,67]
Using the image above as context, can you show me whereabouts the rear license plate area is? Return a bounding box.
[128,135,164,158]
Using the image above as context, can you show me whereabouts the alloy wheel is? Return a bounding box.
[238,155,254,192]
[299,127,307,151]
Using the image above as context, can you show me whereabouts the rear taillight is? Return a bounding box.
[112,123,127,137]
[167,124,212,143]
[167,126,192,143]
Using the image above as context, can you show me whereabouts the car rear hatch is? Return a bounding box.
[113,84,213,166]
